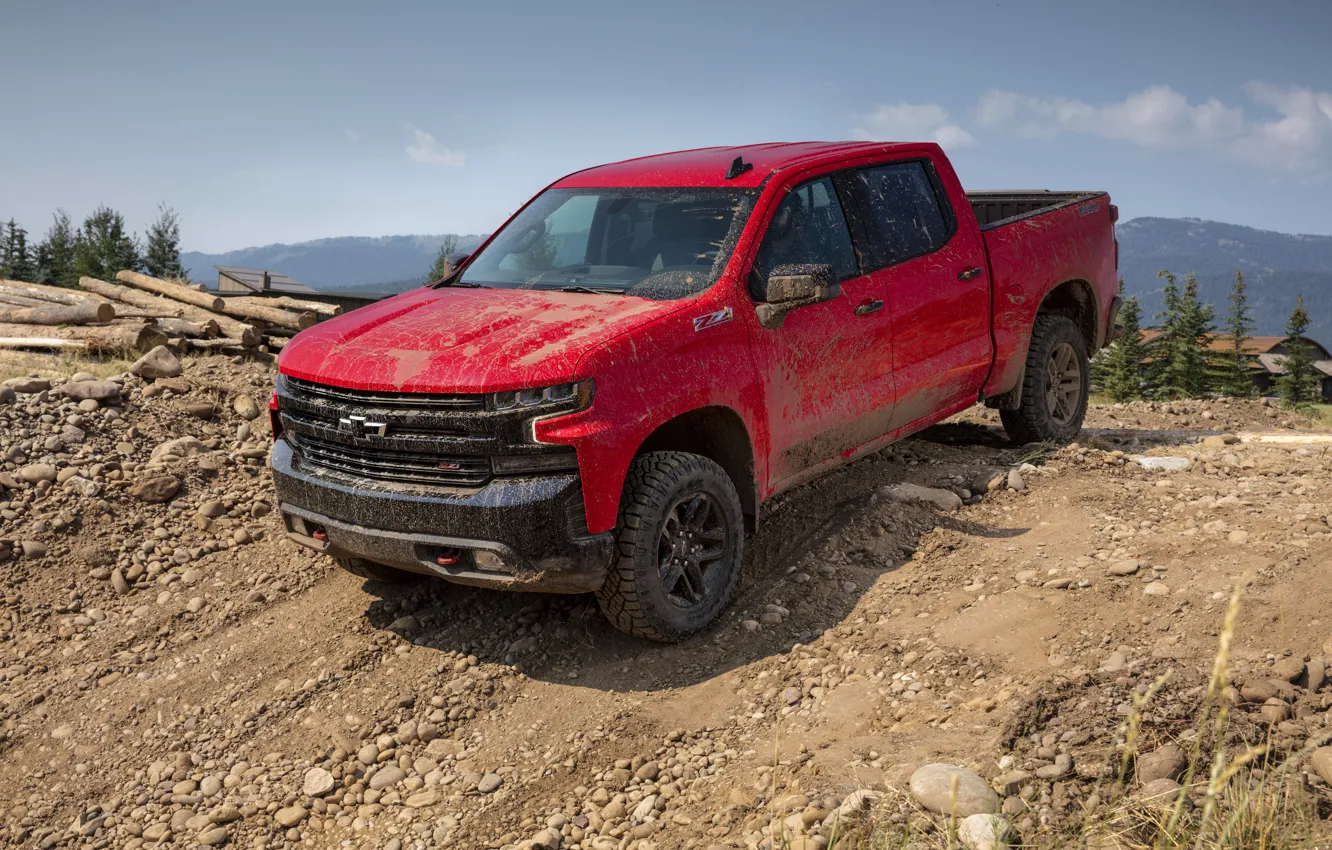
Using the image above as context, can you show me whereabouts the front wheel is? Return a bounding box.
[1000,314,1090,445]
[596,452,744,642]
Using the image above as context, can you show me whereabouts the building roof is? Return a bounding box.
[1138,330,1298,354]
[553,141,937,189]
[215,266,316,294]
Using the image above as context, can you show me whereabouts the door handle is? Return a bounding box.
[853,299,884,317]
[958,267,984,281]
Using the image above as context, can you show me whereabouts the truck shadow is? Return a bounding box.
[357,425,1034,694]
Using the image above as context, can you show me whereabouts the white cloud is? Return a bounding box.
[850,102,976,148]
[405,128,465,166]
[976,83,1332,171]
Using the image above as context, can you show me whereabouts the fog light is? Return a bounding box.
[473,550,508,572]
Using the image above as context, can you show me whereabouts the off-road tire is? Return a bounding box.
[333,557,418,584]
[1000,314,1090,445]
[596,452,744,642]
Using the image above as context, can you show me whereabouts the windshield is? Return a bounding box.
[459,187,756,300]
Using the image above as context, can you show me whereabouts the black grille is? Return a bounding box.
[291,435,491,487]
[286,376,485,411]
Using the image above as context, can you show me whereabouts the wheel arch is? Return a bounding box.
[988,278,1099,410]
[635,405,758,532]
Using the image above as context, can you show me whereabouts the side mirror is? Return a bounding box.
[755,264,838,328]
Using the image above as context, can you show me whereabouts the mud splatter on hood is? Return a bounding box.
[278,286,684,392]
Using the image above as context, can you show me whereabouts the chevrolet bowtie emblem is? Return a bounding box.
[338,415,387,437]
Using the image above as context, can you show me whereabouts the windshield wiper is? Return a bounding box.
[436,280,486,288]
[554,285,625,295]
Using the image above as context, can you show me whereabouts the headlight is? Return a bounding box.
[492,380,594,412]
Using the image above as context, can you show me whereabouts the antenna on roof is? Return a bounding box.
[724,156,753,180]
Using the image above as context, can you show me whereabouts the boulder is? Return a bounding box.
[130,345,183,380]
[909,764,999,816]
[879,482,963,512]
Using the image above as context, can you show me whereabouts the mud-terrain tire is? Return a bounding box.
[1000,314,1090,445]
[334,557,418,584]
[596,452,744,642]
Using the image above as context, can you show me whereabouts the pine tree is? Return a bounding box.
[1215,268,1255,398]
[1100,296,1145,402]
[143,203,186,280]
[1149,270,1214,399]
[73,205,140,282]
[425,234,460,283]
[0,220,36,282]
[35,210,78,288]
[1277,295,1319,409]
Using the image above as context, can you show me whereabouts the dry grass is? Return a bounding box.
[823,578,1326,850]
[0,348,137,382]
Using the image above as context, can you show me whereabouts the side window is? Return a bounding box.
[856,161,951,266]
[750,176,859,300]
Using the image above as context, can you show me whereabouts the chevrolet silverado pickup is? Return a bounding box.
[270,141,1120,641]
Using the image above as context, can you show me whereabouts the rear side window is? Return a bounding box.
[749,176,859,299]
[856,161,952,266]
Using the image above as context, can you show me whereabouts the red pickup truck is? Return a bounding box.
[271,142,1119,640]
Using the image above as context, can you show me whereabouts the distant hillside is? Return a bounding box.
[1117,217,1332,343]
[182,234,487,293]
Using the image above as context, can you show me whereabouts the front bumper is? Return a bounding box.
[270,439,614,593]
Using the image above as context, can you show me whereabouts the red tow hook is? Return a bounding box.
[436,548,462,566]
[311,529,327,541]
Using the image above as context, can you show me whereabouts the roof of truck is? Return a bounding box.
[553,141,931,189]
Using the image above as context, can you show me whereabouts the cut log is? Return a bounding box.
[0,321,166,353]
[217,298,316,331]
[115,270,225,312]
[231,295,340,317]
[0,293,61,309]
[186,336,247,350]
[0,279,111,306]
[265,336,289,351]
[0,302,115,325]
[81,324,170,353]
[0,337,86,351]
[155,317,219,338]
[82,276,259,346]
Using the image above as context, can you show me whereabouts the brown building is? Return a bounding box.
[1138,331,1332,401]
[215,266,316,295]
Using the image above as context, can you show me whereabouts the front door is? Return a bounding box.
[747,173,895,485]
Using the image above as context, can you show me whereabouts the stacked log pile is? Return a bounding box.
[0,272,340,355]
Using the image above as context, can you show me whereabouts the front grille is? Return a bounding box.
[279,408,475,442]
[292,435,491,487]
[286,375,485,411]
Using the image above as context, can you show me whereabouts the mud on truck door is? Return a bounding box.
[747,173,896,484]
[850,158,992,429]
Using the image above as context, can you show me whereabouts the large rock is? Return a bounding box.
[150,436,205,462]
[274,806,307,828]
[1136,743,1186,784]
[131,345,183,380]
[62,380,122,402]
[129,475,181,503]
[4,376,50,393]
[18,464,57,484]
[909,764,1000,816]
[958,813,1013,850]
[0,386,15,405]
[233,394,261,421]
[880,482,963,512]
[303,767,335,797]
[1310,747,1332,786]
[368,766,406,791]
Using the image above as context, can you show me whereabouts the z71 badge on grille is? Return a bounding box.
[692,307,733,332]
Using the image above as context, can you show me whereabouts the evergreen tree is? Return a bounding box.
[143,203,186,280]
[1149,270,1214,399]
[1277,295,1319,409]
[0,220,36,282]
[34,210,78,288]
[1215,268,1255,397]
[1100,296,1145,402]
[73,205,140,282]
[425,234,460,283]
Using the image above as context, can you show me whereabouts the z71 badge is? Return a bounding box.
[692,307,733,332]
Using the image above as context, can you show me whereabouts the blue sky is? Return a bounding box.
[2,0,1330,252]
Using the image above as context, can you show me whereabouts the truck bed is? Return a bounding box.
[967,190,1105,230]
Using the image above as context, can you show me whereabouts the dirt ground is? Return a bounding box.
[2,350,1331,849]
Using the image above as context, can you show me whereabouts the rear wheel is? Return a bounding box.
[596,452,744,642]
[1000,314,1090,445]
[333,557,419,584]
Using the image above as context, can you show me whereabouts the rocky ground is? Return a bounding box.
[2,349,1332,849]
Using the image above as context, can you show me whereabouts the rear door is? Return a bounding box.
[851,157,991,428]
[747,173,895,485]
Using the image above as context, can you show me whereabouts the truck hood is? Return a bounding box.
[278,286,684,392]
